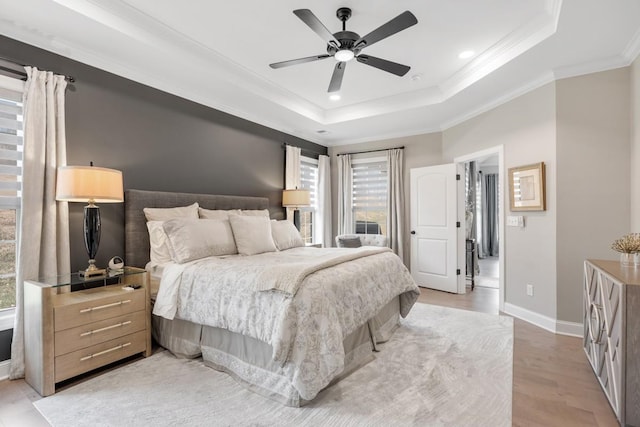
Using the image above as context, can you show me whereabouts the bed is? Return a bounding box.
[124,189,420,406]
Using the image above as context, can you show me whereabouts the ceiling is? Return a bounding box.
[1,0,639,146]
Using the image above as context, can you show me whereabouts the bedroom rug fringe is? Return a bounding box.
[34,303,513,427]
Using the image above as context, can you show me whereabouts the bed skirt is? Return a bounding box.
[151,296,401,405]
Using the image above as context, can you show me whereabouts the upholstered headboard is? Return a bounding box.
[124,189,269,268]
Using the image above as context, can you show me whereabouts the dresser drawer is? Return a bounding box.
[54,330,147,383]
[54,288,145,332]
[54,310,146,357]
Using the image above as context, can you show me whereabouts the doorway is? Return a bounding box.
[455,146,505,311]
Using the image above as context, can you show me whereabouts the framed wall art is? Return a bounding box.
[508,162,546,211]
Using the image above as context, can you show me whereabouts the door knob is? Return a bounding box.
[410,230,416,235]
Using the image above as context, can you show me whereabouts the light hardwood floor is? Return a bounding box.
[1,286,618,426]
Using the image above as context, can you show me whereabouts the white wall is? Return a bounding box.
[442,83,558,319]
[555,68,631,323]
[632,55,640,232]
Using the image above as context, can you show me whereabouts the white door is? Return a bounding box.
[410,164,465,293]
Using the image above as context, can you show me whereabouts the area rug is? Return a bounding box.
[34,303,513,426]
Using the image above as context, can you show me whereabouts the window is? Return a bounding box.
[352,158,387,235]
[0,77,23,313]
[298,156,318,244]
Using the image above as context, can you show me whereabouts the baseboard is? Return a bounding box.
[555,320,583,337]
[0,359,10,381]
[503,303,583,337]
[503,303,556,333]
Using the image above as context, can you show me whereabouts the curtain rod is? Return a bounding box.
[0,55,75,83]
[336,146,404,156]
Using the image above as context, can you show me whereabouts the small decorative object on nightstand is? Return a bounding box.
[23,267,150,396]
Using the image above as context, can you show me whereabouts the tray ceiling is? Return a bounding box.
[1,0,639,146]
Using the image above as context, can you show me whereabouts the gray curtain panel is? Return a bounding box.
[481,173,499,257]
[10,68,70,379]
[337,154,353,236]
[386,149,404,261]
[316,155,332,247]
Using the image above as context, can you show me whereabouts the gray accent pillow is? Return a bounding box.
[338,237,362,248]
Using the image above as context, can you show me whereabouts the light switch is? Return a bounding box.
[507,215,524,227]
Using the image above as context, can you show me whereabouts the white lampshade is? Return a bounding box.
[282,189,310,207]
[56,165,124,203]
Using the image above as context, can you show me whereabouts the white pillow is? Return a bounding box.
[162,218,238,263]
[147,221,172,264]
[271,220,305,251]
[198,208,241,220]
[144,203,199,221]
[228,215,277,256]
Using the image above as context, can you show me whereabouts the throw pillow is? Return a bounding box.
[228,215,277,256]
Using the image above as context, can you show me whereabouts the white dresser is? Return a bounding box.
[583,260,640,426]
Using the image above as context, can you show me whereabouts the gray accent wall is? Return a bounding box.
[0,35,326,361]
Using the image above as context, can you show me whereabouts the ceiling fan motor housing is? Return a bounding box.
[327,31,360,55]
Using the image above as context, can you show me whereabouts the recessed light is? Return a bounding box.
[329,94,341,101]
[459,50,475,59]
[411,73,423,82]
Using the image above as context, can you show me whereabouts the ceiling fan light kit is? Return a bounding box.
[270,7,418,93]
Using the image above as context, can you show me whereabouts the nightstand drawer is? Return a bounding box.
[54,288,145,332]
[54,310,146,356]
[54,330,147,382]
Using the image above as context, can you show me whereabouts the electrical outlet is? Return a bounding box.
[526,284,534,297]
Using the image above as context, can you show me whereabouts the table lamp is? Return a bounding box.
[56,163,124,277]
[282,188,310,230]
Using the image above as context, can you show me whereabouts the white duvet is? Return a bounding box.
[153,246,420,401]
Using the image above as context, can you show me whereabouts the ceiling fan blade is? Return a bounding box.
[293,9,339,48]
[270,54,331,69]
[328,61,346,93]
[357,55,410,76]
[354,11,418,49]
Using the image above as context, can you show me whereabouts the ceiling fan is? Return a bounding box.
[269,8,418,93]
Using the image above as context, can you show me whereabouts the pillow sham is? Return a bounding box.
[238,209,270,217]
[162,218,238,263]
[147,220,173,265]
[144,202,199,221]
[228,215,277,256]
[271,220,305,251]
[198,208,240,220]
[197,208,269,219]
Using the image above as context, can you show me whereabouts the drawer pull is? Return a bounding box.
[588,302,605,344]
[80,342,131,361]
[79,300,131,313]
[80,321,132,337]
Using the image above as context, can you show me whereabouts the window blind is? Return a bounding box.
[0,89,23,210]
[300,157,318,209]
[352,161,387,211]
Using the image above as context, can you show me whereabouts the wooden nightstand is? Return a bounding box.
[24,267,151,396]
